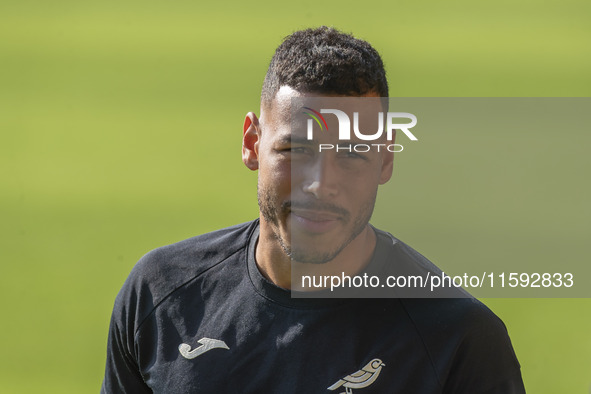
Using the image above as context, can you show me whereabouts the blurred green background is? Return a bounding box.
[1,0,589,392]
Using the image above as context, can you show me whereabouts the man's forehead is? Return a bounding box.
[261,86,303,124]
[261,86,385,126]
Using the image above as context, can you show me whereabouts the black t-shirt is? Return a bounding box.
[101,220,525,393]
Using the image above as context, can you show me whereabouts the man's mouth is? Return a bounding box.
[289,209,342,233]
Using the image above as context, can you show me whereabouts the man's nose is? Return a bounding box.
[301,154,339,199]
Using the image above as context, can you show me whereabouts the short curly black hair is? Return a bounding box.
[261,26,388,106]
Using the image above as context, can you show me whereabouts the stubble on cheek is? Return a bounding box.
[257,180,277,225]
[257,180,294,258]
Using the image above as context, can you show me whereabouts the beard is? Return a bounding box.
[257,180,377,264]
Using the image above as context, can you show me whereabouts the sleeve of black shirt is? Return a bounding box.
[101,253,156,394]
[440,299,526,394]
[440,308,526,394]
[400,297,526,394]
[101,311,152,393]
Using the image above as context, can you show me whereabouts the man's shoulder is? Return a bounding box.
[375,228,506,328]
[398,297,507,336]
[133,219,257,277]
[373,227,444,276]
[394,295,523,392]
[369,227,470,298]
[112,220,258,324]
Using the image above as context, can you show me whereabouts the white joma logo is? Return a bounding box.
[178,337,229,360]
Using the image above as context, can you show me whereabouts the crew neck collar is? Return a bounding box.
[245,220,391,308]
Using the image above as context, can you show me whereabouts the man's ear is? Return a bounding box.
[242,112,260,171]
[379,132,395,184]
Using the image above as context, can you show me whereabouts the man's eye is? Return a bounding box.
[339,151,366,160]
[287,147,308,153]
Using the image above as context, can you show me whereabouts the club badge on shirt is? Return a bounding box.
[328,358,385,394]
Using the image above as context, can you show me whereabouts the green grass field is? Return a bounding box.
[1,0,590,392]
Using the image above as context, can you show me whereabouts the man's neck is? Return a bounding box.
[255,220,377,290]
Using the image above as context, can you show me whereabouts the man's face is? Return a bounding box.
[255,87,393,264]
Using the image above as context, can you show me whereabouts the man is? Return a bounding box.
[102,27,525,393]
